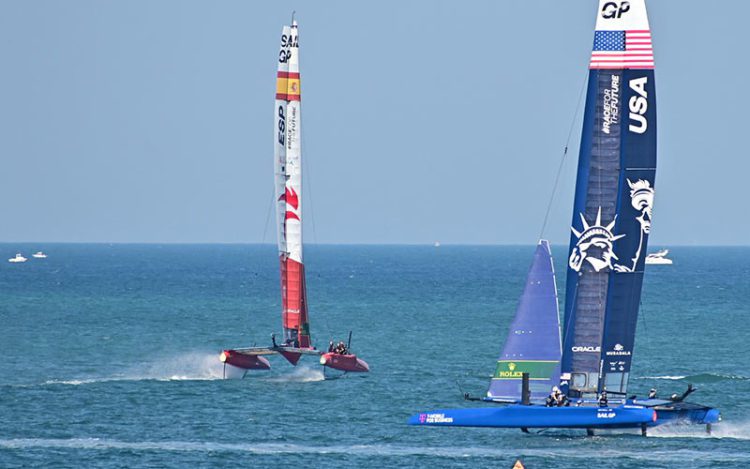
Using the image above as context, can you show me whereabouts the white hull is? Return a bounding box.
[645,257,672,265]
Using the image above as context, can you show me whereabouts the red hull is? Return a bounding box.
[320,353,370,373]
[278,349,304,365]
[220,350,271,370]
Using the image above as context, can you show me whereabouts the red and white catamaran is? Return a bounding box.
[220,17,369,378]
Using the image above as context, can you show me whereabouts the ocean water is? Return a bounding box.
[1,243,748,468]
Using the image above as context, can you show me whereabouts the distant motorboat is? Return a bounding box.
[32,251,47,259]
[8,253,27,263]
[646,249,672,265]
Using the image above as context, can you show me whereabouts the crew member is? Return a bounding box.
[648,388,657,399]
[598,391,608,407]
[546,387,559,407]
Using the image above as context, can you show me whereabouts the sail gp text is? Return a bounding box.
[602,75,620,134]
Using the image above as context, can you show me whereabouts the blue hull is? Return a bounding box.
[651,403,721,426]
[408,405,656,429]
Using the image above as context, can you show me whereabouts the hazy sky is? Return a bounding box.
[1,1,747,245]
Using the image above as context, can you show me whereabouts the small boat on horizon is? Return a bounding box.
[32,251,47,259]
[645,249,672,265]
[8,253,27,263]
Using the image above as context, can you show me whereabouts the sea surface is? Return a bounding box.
[1,244,748,468]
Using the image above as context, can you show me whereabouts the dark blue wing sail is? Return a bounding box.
[487,240,561,402]
[561,0,656,398]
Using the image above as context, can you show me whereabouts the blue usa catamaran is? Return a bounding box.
[409,0,720,435]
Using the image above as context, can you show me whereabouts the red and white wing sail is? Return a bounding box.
[274,20,310,347]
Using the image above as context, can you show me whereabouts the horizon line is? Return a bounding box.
[1,241,748,248]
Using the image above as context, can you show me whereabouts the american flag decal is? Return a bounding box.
[590,30,654,69]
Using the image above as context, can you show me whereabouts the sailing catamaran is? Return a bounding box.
[219,18,369,378]
[409,0,719,434]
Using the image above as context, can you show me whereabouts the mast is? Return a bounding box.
[487,240,562,402]
[274,18,310,348]
[561,0,656,397]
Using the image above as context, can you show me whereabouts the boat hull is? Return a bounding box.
[650,403,720,426]
[408,405,656,429]
[319,353,369,372]
[220,350,271,370]
[645,258,673,265]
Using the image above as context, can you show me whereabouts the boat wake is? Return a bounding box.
[42,351,225,386]
[636,373,749,383]
[266,366,325,383]
[650,420,750,440]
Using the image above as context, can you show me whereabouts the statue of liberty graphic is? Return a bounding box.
[569,207,625,272]
[613,179,655,272]
[569,179,655,274]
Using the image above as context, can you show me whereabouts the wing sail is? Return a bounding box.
[561,0,656,397]
[274,20,311,348]
[487,240,562,402]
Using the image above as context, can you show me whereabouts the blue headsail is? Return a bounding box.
[561,0,657,397]
[487,240,561,402]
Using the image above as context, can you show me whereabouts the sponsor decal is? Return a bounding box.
[601,1,630,19]
[494,360,559,379]
[420,413,453,424]
[498,361,522,378]
[597,410,617,419]
[607,359,627,372]
[628,77,649,134]
[602,75,620,135]
[571,346,601,353]
[606,343,632,356]
[286,105,298,150]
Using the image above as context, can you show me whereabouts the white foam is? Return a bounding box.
[651,420,750,441]
[266,365,325,383]
[42,351,225,386]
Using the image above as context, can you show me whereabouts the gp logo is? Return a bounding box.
[601,1,630,19]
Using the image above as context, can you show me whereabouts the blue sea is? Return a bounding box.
[1,244,748,468]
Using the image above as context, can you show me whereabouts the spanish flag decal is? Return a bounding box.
[276,71,301,101]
